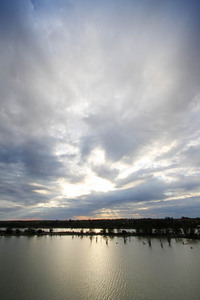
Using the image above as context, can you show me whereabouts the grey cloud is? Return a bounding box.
[69,177,168,214]
[91,164,119,181]
[181,145,200,167]
[135,196,200,219]
[0,138,64,179]
[63,173,200,218]
[115,166,169,189]
[167,174,200,193]
[0,0,200,219]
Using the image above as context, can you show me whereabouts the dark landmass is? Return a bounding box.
[0,217,200,239]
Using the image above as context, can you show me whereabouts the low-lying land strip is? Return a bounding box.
[0,217,200,239]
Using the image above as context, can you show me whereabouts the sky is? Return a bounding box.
[0,0,200,220]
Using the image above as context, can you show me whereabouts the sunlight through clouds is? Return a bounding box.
[0,0,200,219]
[59,171,115,199]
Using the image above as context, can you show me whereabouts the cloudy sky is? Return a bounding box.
[0,0,200,220]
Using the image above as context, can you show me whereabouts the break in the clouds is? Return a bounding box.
[0,0,200,220]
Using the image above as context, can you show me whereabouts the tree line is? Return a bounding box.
[0,217,200,238]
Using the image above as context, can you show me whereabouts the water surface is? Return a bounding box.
[0,236,199,300]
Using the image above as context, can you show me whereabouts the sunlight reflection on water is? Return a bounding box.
[0,236,199,300]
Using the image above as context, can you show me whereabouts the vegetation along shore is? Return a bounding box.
[0,217,200,239]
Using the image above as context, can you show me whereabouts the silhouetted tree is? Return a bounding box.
[15,229,21,235]
[5,228,14,234]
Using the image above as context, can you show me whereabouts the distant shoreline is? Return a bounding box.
[0,217,200,239]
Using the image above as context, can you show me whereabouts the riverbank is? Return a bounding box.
[1,217,200,239]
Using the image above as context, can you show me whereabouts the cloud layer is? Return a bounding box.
[0,0,200,220]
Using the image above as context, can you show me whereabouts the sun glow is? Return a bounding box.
[59,170,114,198]
[88,147,105,165]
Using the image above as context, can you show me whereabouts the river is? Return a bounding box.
[0,235,199,300]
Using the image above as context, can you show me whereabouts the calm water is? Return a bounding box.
[0,236,199,300]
